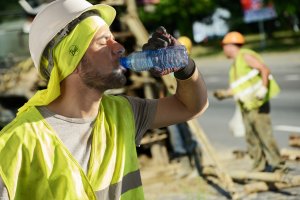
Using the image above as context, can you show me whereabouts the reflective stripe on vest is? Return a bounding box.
[95,170,142,199]
[230,69,259,89]
[230,69,276,100]
[0,95,144,200]
[229,49,280,110]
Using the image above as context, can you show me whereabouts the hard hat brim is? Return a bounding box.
[83,4,116,26]
[221,31,245,45]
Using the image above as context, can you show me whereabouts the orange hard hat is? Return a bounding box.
[222,31,245,45]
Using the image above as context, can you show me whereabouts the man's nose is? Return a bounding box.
[108,39,125,56]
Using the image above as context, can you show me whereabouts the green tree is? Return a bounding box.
[0,0,23,22]
[138,0,215,39]
[266,0,300,16]
[266,0,300,31]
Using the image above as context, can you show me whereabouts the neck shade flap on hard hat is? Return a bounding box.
[17,13,107,115]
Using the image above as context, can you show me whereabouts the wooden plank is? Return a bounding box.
[281,148,300,161]
[203,166,300,185]
[244,181,300,195]
[203,166,300,196]
[140,133,168,145]
[188,120,238,199]
[289,134,300,148]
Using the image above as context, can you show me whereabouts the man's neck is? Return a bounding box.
[47,84,102,119]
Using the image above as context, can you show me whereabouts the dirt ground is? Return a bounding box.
[139,147,300,200]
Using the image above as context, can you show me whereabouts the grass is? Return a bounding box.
[191,30,300,58]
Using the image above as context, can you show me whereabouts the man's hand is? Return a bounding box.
[213,89,232,100]
[256,86,268,100]
[142,26,178,51]
[142,26,190,77]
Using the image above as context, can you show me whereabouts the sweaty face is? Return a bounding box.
[78,25,126,93]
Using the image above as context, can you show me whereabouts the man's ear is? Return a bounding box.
[73,65,80,74]
[74,55,87,74]
[73,58,85,74]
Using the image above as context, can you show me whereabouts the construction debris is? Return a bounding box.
[0,58,45,98]
[281,148,300,161]
[202,165,300,197]
[289,134,300,148]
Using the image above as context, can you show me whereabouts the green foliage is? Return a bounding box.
[138,0,300,40]
[265,0,300,15]
[0,0,19,12]
[138,0,215,38]
[0,0,26,22]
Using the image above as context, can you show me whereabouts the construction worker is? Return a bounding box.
[178,36,192,55]
[213,31,285,172]
[0,0,208,199]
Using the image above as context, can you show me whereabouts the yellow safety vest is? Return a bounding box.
[0,95,144,200]
[229,49,280,110]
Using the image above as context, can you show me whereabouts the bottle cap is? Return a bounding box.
[119,57,129,69]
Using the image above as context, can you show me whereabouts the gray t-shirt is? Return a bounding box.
[0,95,157,199]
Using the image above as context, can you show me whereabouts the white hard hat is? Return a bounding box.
[29,0,116,70]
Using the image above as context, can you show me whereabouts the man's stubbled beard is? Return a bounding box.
[79,56,126,93]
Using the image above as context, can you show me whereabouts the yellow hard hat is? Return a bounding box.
[222,31,245,45]
[178,36,192,54]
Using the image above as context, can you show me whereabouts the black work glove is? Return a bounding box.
[142,26,178,50]
[142,26,195,79]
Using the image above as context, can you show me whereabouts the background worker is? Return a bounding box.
[213,31,285,172]
[178,36,193,55]
[0,0,208,199]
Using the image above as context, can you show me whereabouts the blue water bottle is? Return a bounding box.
[119,45,188,72]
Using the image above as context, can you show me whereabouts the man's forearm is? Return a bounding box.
[175,67,208,117]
